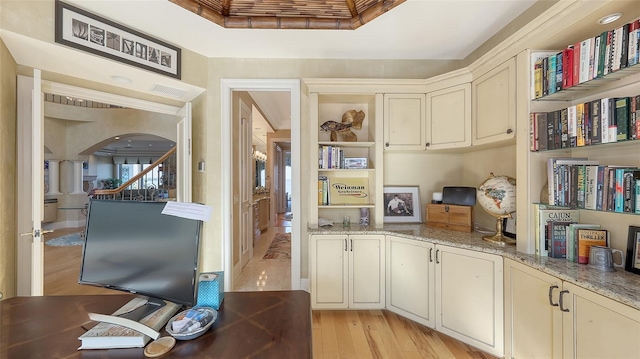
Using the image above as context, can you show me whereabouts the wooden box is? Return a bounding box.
[425,204,473,233]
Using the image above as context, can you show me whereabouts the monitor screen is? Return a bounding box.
[79,200,202,307]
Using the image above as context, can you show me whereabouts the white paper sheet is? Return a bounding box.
[161,202,212,222]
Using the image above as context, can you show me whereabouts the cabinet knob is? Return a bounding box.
[385,142,389,147]
[425,142,430,147]
[506,128,513,134]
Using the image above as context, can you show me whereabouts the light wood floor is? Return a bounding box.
[44,226,498,359]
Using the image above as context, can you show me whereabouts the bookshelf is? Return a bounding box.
[308,90,383,228]
[520,18,640,256]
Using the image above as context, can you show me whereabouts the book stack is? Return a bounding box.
[533,204,612,263]
[530,95,640,151]
[545,157,640,213]
[531,19,640,100]
[318,176,329,205]
[318,145,345,169]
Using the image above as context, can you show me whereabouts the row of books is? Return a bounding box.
[532,19,640,99]
[530,95,640,151]
[318,145,345,169]
[534,204,609,262]
[546,158,640,213]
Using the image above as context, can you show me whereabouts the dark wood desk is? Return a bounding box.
[1,291,312,358]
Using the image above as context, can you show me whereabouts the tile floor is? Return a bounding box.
[233,216,292,291]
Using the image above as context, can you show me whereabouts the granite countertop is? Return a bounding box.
[309,224,640,311]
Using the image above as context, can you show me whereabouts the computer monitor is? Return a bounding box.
[79,200,202,314]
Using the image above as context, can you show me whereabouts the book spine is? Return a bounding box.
[601,98,609,144]
[588,36,596,81]
[604,30,613,75]
[636,180,640,214]
[560,108,569,148]
[590,100,601,144]
[547,111,556,150]
[530,113,537,151]
[615,168,625,212]
[537,112,548,151]
[597,31,608,77]
[563,46,574,89]
[619,23,630,69]
[595,166,606,211]
[573,41,581,84]
[630,95,637,140]
[568,105,577,147]
[628,20,639,66]
[579,39,591,83]
[623,171,635,213]
[576,103,585,146]
[615,97,629,141]
[636,95,640,140]
[555,52,563,93]
[608,98,618,142]
[548,55,557,94]
[576,165,586,208]
[583,101,591,146]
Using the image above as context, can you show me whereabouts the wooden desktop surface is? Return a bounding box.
[1,290,312,358]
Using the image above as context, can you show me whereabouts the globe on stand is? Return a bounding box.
[477,173,517,246]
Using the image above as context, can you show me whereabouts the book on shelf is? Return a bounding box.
[549,220,577,258]
[567,223,600,262]
[546,157,596,206]
[78,297,181,349]
[536,205,580,257]
[629,20,640,67]
[562,46,574,89]
[636,179,640,214]
[579,38,591,84]
[548,54,557,95]
[318,176,329,205]
[590,100,601,145]
[576,229,609,264]
[600,98,610,144]
[622,169,640,213]
[615,97,630,142]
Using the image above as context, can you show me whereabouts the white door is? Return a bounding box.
[176,103,192,202]
[239,100,253,269]
[16,72,45,296]
[274,145,284,213]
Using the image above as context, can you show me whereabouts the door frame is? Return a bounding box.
[16,76,192,295]
[221,79,301,291]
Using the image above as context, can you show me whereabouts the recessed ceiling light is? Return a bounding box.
[111,75,132,83]
[598,13,622,25]
[115,136,120,140]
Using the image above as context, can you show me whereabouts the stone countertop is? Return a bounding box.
[309,224,640,311]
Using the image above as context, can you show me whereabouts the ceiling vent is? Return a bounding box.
[151,84,189,98]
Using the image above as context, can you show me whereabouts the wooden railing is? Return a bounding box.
[92,147,177,201]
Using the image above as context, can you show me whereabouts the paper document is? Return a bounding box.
[162,202,212,222]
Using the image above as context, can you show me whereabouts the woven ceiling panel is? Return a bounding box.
[170,0,406,30]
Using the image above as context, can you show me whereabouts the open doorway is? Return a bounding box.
[221,79,301,292]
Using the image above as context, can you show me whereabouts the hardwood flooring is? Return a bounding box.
[44,225,499,359]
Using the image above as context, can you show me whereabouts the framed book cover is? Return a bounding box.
[328,177,369,205]
[576,228,608,264]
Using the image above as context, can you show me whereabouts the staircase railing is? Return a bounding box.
[92,147,177,201]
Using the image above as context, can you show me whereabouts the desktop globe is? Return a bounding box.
[477,173,516,246]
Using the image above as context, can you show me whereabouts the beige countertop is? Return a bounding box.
[309,224,640,311]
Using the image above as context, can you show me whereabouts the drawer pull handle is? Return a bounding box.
[435,249,440,264]
[429,248,433,262]
[548,285,559,307]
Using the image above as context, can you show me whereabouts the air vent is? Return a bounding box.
[150,84,189,98]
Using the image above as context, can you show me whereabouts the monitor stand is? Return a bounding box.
[118,296,166,322]
[86,296,167,340]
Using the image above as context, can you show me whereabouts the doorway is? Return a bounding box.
[221,79,301,292]
[16,76,192,296]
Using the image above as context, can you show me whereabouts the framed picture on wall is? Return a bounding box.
[383,186,421,223]
[55,0,181,79]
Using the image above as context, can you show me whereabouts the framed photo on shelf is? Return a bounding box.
[383,186,421,223]
[55,0,181,79]
[625,226,640,275]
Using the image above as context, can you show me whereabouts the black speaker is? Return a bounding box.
[442,186,477,206]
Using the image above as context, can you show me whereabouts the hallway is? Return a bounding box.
[233,213,292,291]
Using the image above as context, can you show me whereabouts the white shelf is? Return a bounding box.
[318,141,374,148]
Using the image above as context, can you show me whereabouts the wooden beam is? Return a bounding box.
[345,0,358,18]
[221,0,231,17]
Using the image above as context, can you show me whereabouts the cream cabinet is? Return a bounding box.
[426,83,471,149]
[504,258,640,359]
[436,244,504,357]
[385,235,435,328]
[310,234,385,309]
[383,93,426,151]
[472,57,516,146]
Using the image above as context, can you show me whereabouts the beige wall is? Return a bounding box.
[0,37,17,298]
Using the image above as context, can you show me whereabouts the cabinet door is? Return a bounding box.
[561,282,640,359]
[383,94,426,151]
[310,234,348,309]
[436,245,504,357]
[472,57,516,146]
[504,258,562,359]
[349,234,385,308]
[386,235,435,328]
[426,83,471,149]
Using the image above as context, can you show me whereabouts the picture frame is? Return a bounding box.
[625,226,640,275]
[383,186,421,223]
[55,0,181,79]
[502,212,516,239]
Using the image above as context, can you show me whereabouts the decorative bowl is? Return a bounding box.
[165,307,217,340]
